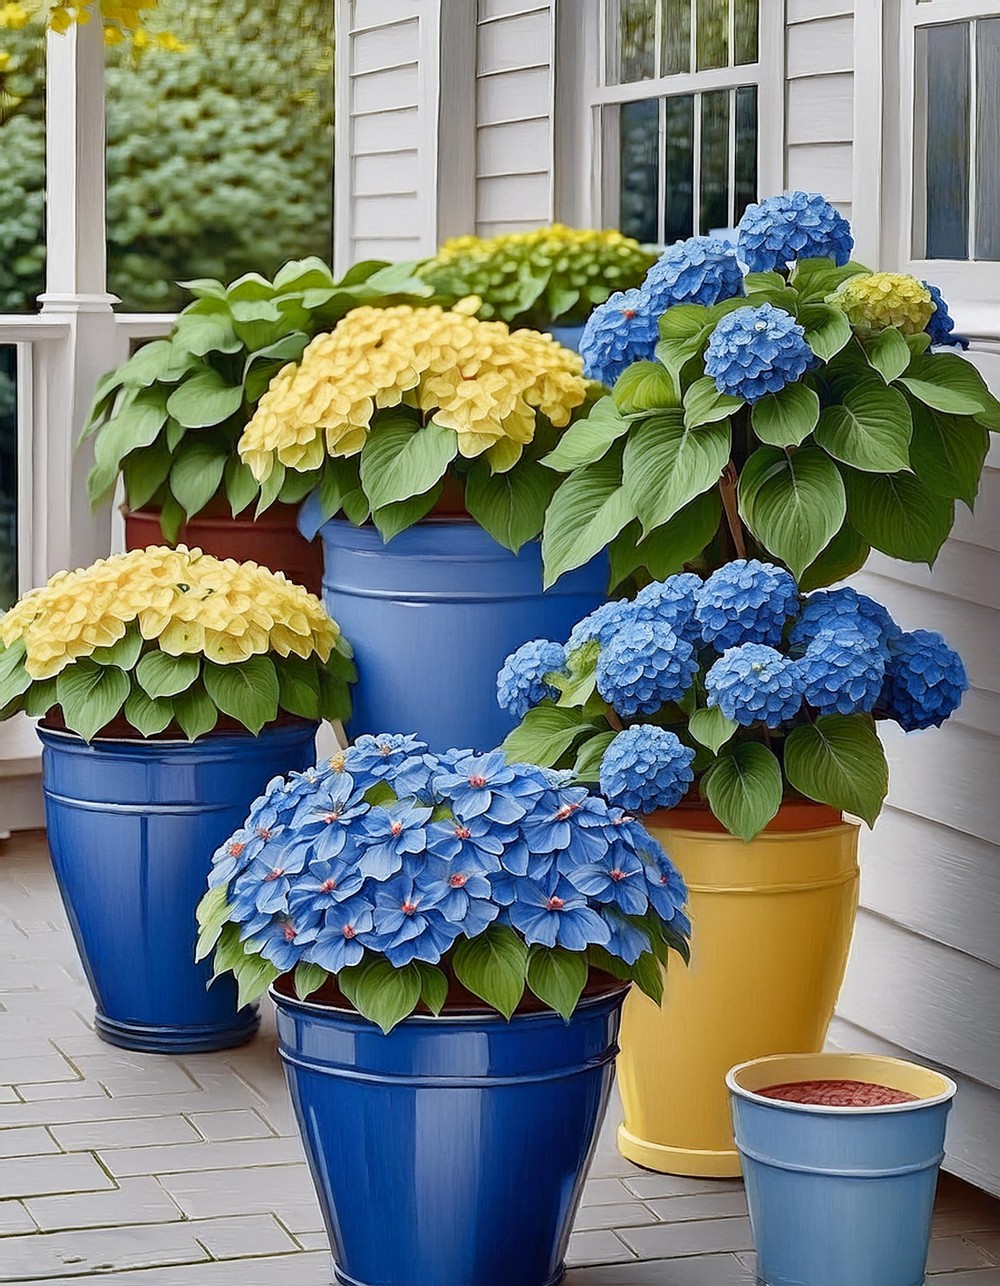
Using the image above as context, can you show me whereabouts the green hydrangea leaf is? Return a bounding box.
[813,382,913,473]
[452,925,528,1019]
[843,467,953,565]
[860,327,911,383]
[500,701,595,768]
[573,730,617,783]
[798,523,870,592]
[136,650,201,700]
[232,952,280,1010]
[123,686,175,737]
[166,369,245,428]
[784,714,888,827]
[899,353,999,417]
[750,382,820,448]
[464,459,557,553]
[360,411,458,512]
[613,360,679,413]
[622,410,730,538]
[682,377,744,429]
[276,655,321,720]
[203,656,279,734]
[23,678,59,718]
[414,962,449,1016]
[169,437,229,518]
[173,684,219,741]
[798,302,852,361]
[541,397,631,472]
[738,446,847,578]
[371,482,444,543]
[123,438,174,511]
[55,661,130,742]
[689,706,738,754]
[195,885,233,962]
[223,457,261,517]
[541,452,635,588]
[908,404,990,510]
[293,961,328,1001]
[526,946,588,1021]
[350,958,422,1033]
[702,742,782,842]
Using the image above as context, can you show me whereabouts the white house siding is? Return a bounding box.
[475,1,555,235]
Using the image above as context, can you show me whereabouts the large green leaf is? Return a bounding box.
[541,397,631,472]
[203,656,279,734]
[899,353,998,417]
[123,686,175,737]
[350,958,422,1033]
[293,961,329,1001]
[682,377,744,429]
[136,650,201,700]
[120,338,195,388]
[622,410,730,536]
[452,925,528,1019]
[813,383,913,473]
[860,328,911,383]
[88,394,171,503]
[612,360,679,413]
[500,702,595,768]
[798,303,852,361]
[465,459,557,553]
[541,453,634,588]
[702,742,783,842]
[843,468,953,565]
[791,258,870,302]
[688,706,738,754]
[89,628,143,670]
[173,684,219,741]
[166,369,244,428]
[276,655,321,720]
[195,886,233,962]
[169,437,228,517]
[751,382,820,448]
[573,730,617,782]
[360,410,457,511]
[123,438,174,511]
[526,946,588,1020]
[908,404,990,510]
[607,490,722,589]
[798,523,871,592]
[738,446,846,577]
[371,483,443,543]
[55,662,130,741]
[223,457,260,517]
[784,714,888,827]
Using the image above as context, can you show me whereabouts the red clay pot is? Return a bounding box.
[124,503,324,597]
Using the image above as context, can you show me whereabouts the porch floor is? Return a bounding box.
[2,829,998,1286]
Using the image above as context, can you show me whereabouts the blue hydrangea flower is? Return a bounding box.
[565,842,649,916]
[579,288,659,386]
[877,630,968,731]
[596,619,698,716]
[705,643,804,727]
[643,849,689,927]
[497,639,568,719]
[287,854,366,919]
[599,907,652,965]
[629,573,704,644]
[737,191,854,271]
[229,839,309,919]
[521,787,610,862]
[247,917,315,973]
[600,726,696,813]
[434,750,539,825]
[922,282,969,349]
[507,873,612,951]
[365,875,462,966]
[345,734,428,785]
[415,858,499,938]
[426,814,505,871]
[797,627,887,715]
[358,801,432,881]
[566,599,637,654]
[303,898,374,972]
[704,303,813,403]
[642,236,745,314]
[695,559,799,650]
[789,587,900,652]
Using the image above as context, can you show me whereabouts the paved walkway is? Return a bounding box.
[2,829,998,1285]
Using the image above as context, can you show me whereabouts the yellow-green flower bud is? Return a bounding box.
[827,272,934,336]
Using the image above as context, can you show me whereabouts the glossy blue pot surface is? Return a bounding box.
[273,984,627,1286]
[729,1070,955,1286]
[317,518,607,751]
[40,723,317,1053]
[545,324,587,353]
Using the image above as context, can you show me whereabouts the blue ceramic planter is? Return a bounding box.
[39,723,317,1054]
[272,981,627,1286]
[316,518,607,750]
[728,1053,957,1286]
[545,324,586,352]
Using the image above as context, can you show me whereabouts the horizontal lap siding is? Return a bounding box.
[785,8,854,217]
[475,2,554,235]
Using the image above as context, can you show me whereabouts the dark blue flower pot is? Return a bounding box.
[272,980,627,1286]
[545,324,586,352]
[315,518,608,750]
[39,723,317,1054]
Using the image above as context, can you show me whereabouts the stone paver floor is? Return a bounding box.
[2,829,998,1285]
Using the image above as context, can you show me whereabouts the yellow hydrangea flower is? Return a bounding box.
[828,272,934,336]
[238,305,590,483]
[0,547,337,680]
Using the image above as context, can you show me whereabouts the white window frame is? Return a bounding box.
[855,0,1000,340]
[554,0,784,237]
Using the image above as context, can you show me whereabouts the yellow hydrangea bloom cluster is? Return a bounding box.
[1,1,184,50]
[238,304,590,480]
[435,225,648,268]
[828,272,934,336]
[1,547,337,680]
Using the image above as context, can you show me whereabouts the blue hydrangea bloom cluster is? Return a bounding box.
[922,282,969,349]
[210,737,689,974]
[642,236,745,314]
[877,630,968,731]
[789,587,900,651]
[704,303,813,403]
[796,627,887,715]
[599,726,696,814]
[497,640,568,719]
[737,192,854,272]
[596,620,699,716]
[695,559,799,650]
[579,288,659,386]
[705,644,803,727]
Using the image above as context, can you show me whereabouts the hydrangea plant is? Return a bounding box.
[240,302,597,549]
[417,225,657,328]
[195,736,691,1031]
[83,259,434,543]
[542,191,998,591]
[498,561,967,841]
[0,547,354,740]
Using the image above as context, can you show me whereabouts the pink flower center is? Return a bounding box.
[622,308,637,319]
[390,821,403,837]
[455,826,472,840]
[546,896,565,912]
[257,827,273,840]
[283,924,297,942]
[554,803,579,821]
[320,878,337,892]
[401,900,417,915]
[468,774,487,788]
[659,874,669,886]
[323,810,341,824]
[264,867,285,882]
[449,873,468,888]
[378,743,394,756]
[229,840,245,857]
[610,869,625,882]
[342,925,357,940]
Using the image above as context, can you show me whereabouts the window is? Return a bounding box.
[586,0,780,245]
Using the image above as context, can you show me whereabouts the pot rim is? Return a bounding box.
[726,1053,958,1115]
[36,720,318,748]
[268,977,631,1027]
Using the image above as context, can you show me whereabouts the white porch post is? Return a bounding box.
[35,16,118,581]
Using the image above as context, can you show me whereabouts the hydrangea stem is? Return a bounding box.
[718,464,747,560]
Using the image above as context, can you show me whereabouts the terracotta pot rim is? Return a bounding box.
[643,798,844,834]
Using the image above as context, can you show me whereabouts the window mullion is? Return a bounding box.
[692,91,702,237]
[967,18,978,260]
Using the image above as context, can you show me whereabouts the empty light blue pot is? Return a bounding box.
[39,722,317,1054]
[545,324,587,352]
[272,980,627,1286]
[316,517,607,750]
[728,1053,957,1286]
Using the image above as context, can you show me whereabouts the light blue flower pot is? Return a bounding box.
[728,1053,957,1286]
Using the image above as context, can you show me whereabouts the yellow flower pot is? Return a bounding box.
[617,802,860,1176]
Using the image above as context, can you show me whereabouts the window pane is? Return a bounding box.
[734,0,759,65]
[700,90,730,234]
[665,94,695,242]
[0,346,16,612]
[735,85,758,222]
[696,0,729,70]
[104,0,335,312]
[612,0,656,83]
[662,0,692,75]
[975,18,1000,260]
[920,22,970,260]
[0,18,46,312]
[619,100,661,244]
